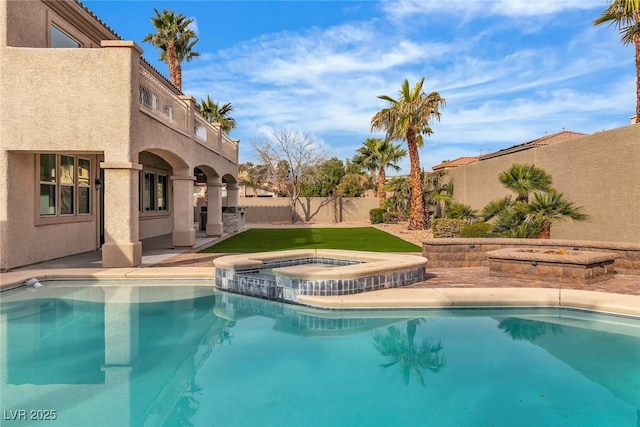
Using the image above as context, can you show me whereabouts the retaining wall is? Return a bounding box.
[423,238,640,275]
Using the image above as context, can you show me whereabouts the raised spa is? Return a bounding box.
[214,249,427,304]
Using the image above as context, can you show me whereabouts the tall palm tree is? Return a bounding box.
[353,138,407,207]
[523,191,589,239]
[143,8,200,91]
[594,0,640,121]
[196,95,237,134]
[498,163,552,203]
[371,78,445,230]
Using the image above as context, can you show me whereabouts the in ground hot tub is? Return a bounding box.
[214,249,427,304]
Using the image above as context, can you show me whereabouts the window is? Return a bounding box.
[39,154,57,216]
[157,175,168,211]
[78,159,91,214]
[139,85,152,108]
[163,104,173,120]
[51,24,80,48]
[143,172,156,211]
[39,154,91,217]
[140,170,170,213]
[151,94,158,110]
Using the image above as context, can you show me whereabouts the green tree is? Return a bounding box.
[483,164,588,239]
[498,163,552,203]
[238,162,269,197]
[353,138,407,208]
[447,202,477,222]
[371,78,445,230]
[142,8,200,91]
[523,191,589,239]
[594,0,640,120]
[302,157,345,197]
[383,176,412,220]
[196,95,237,134]
[422,171,454,219]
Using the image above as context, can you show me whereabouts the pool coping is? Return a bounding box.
[1,267,638,317]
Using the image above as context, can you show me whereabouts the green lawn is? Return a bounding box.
[199,227,421,253]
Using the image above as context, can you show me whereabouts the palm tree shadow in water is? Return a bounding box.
[372,319,446,387]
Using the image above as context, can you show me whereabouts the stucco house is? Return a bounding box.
[0,0,240,270]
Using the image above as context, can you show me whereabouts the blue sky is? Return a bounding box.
[84,0,635,175]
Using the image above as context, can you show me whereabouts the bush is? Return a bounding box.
[383,211,400,224]
[460,222,495,238]
[369,208,385,224]
[431,218,466,238]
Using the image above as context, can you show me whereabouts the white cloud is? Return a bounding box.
[181,1,635,176]
[380,0,604,21]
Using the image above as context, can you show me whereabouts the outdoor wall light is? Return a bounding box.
[95,178,101,191]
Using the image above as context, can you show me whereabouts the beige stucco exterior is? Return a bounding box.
[443,124,640,243]
[0,0,239,270]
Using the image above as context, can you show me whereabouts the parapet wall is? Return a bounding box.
[423,238,640,275]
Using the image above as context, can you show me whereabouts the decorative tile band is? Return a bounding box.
[214,250,427,304]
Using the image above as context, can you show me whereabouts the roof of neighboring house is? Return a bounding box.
[432,156,479,171]
[479,130,586,160]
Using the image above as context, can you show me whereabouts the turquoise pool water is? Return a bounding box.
[1,282,639,427]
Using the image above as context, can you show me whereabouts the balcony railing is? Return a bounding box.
[137,62,238,164]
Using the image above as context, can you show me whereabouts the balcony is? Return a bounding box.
[138,61,238,163]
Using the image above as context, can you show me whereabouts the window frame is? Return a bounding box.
[50,23,81,48]
[139,168,171,217]
[36,154,94,225]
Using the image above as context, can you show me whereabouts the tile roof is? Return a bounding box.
[432,156,479,171]
[479,130,586,160]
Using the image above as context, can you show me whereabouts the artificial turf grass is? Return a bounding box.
[198,227,421,253]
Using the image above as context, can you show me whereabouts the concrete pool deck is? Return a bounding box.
[1,230,639,317]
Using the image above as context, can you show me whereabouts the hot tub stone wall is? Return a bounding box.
[423,238,640,275]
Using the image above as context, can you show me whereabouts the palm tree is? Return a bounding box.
[372,319,446,387]
[523,191,589,239]
[594,0,640,121]
[143,8,200,91]
[353,138,407,208]
[371,78,445,230]
[423,171,454,219]
[498,163,552,203]
[196,95,237,134]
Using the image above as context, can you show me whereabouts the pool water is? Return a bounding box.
[1,283,639,427]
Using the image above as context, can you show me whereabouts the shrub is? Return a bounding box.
[383,211,400,224]
[431,218,466,238]
[460,222,495,238]
[369,208,385,224]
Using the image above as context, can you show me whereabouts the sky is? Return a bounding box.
[84,0,635,175]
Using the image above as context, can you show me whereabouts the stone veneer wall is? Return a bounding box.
[423,238,640,275]
[222,206,246,234]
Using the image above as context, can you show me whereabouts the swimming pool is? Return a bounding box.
[1,282,639,427]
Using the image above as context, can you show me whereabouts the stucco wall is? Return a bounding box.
[446,124,640,243]
[241,197,379,223]
[0,153,100,269]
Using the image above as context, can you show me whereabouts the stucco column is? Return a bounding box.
[226,183,240,207]
[207,182,224,236]
[101,162,142,267]
[172,174,196,247]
